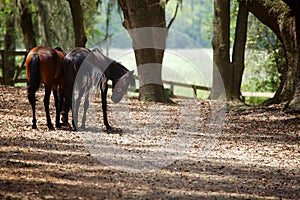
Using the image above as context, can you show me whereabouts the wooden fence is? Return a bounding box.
[0,50,274,98]
[0,50,27,85]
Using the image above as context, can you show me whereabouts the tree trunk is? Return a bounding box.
[232,3,249,100]
[19,0,37,50]
[118,0,171,102]
[212,0,250,101]
[238,0,298,105]
[283,0,300,111]
[104,1,113,56]
[211,0,231,100]
[35,1,52,47]
[67,0,87,47]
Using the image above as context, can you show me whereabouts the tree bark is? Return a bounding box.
[118,0,171,102]
[35,1,52,47]
[238,0,298,105]
[19,0,37,50]
[282,0,300,111]
[212,0,250,101]
[211,0,231,100]
[232,3,249,100]
[67,0,87,47]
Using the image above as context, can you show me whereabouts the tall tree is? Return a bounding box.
[118,0,171,102]
[19,0,37,50]
[282,0,300,111]
[232,2,248,100]
[238,0,299,109]
[211,0,248,100]
[67,0,87,47]
[211,0,231,100]
[34,0,52,47]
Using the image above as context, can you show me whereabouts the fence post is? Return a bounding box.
[170,81,174,93]
[13,52,27,82]
[192,85,197,98]
[3,50,15,86]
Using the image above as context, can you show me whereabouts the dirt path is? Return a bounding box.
[0,85,299,199]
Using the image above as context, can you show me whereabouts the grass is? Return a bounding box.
[3,48,276,105]
[109,48,213,100]
[244,97,270,106]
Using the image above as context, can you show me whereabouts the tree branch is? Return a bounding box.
[167,2,179,29]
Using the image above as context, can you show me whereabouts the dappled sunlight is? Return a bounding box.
[0,86,299,199]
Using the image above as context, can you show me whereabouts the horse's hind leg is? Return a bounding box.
[72,88,82,130]
[101,85,112,130]
[81,88,90,129]
[28,89,37,129]
[72,88,88,129]
[44,86,54,130]
[53,87,61,128]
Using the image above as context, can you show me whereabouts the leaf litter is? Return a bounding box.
[0,85,299,199]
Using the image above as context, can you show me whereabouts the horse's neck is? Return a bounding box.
[105,62,128,80]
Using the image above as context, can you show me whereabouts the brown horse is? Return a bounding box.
[26,46,65,129]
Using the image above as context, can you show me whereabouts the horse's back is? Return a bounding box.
[26,46,65,86]
[64,47,91,81]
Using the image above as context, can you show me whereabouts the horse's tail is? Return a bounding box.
[28,53,40,93]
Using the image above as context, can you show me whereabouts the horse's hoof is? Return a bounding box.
[61,121,70,126]
[56,123,62,128]
[103,125,112,131]
[105,127,122,134]
[61,117,68,124]
[32,124,37,129]
[80,125,86,131]
[47,123,55,130]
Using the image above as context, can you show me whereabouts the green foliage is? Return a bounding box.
[82,0,99,46]
[227,1,283,105]
[86,0,123,48]
[241,13,283,96]
[165,0,213,48]
[244,96,270,105]
[0,0,286,101]
[87,0,214,48]
[0,0,99,50]
[0,0,14,48]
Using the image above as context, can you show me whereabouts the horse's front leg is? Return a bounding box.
[44,86,54,130]
[101,84,111,130]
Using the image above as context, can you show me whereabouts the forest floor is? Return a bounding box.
[0,85,299,200]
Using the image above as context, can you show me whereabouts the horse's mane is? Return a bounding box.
[90,47,129,72]
[114,61,128,72]
[54,47,66,55]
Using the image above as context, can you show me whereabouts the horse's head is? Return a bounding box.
[111,70,135,103]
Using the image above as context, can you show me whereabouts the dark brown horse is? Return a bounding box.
[61,47,135,131]
[26,46,65,129]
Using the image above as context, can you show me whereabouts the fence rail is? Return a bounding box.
[0,50,274,99]
[0,50,27,85]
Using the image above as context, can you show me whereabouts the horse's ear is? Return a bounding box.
[129,70,134,76]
